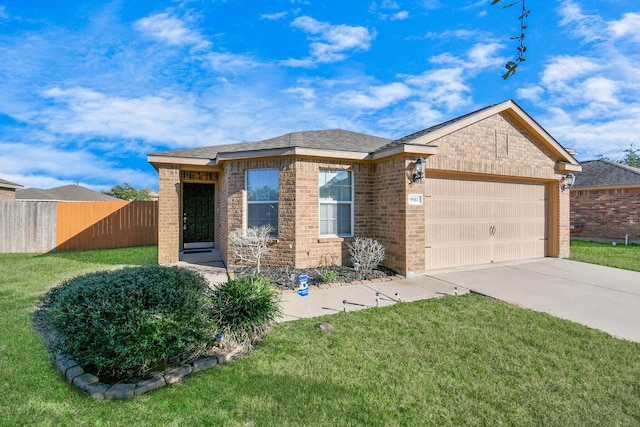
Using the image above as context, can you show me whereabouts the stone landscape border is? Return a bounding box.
[54,345,246,400]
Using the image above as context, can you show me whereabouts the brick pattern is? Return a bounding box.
[426,113,560,180]
[571,187,640,242]
[155,112,571,272]
[158,166,180,264]
[0,188,16,201]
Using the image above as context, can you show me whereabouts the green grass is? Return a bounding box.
[2,246,639,426]
[570,240,640,272]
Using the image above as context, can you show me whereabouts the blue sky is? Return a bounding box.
[1,0,638,191]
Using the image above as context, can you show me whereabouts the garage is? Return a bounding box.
[425,176,548,270]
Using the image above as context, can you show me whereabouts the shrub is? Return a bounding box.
[322,268,338,283]
[228,225,273,273]
[39,266,214,381]
[211,275,282,342]
[349,237,386,279]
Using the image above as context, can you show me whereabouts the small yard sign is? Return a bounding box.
[297,275,309,297]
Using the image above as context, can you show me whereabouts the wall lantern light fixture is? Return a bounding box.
[561,173,575,191]
[413,156,426,183]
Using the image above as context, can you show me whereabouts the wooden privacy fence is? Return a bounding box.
[0,200,158,253]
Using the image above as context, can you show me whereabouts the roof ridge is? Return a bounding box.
[598,159,640,175]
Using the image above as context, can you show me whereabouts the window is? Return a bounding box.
[319,169,353,237]
[246,169,279,236]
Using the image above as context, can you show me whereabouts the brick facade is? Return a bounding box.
[0,188,16,201]
[157,165,180,264]
[150,103,578,274]
[571,187,640,243]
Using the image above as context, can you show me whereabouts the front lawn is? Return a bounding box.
[1,246,639,426]
[570,240,640,272]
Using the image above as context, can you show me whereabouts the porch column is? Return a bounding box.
[158,165,180,264]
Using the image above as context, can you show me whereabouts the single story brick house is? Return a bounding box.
[0,178,23,201]
[570,159,640,243]
[148,100,581,276]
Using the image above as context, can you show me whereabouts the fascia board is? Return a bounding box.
[370,144,438,160]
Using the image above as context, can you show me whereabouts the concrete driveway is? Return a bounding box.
[428,258,640,343]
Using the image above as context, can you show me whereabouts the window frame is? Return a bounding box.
[318,169,354,238]
[245,168,279,237]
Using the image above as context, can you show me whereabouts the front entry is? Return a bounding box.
[182,183,215,249]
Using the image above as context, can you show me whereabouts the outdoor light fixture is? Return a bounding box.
[561,173,576,191]
[413,156,426,183]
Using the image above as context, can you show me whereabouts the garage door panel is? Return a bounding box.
[425,177,547,270]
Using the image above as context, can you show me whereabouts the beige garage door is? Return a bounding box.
[425,177,547,270]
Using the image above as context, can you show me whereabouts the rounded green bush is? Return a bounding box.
[211,275,282,342]
[39,266,214,380]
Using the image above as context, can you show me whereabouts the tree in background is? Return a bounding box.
[102,183,151,201]
[621,144,640,168]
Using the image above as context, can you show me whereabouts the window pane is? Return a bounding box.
[247,169,279,201]
[319,170,352,202]
[337,203,351,235]
[248,203,278,235]
[319,204,336,235]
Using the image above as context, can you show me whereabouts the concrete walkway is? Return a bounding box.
[280,275,467,321]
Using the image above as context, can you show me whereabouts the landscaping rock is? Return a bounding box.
[82,382,110,400]
[164,364,192,384]
[104,383,136,400]
[316,322,334,331]
[72,373,99,388]
[55,354,77,375]
[134,375,166,396]
[65,365,85,383]
[191,357,217,373]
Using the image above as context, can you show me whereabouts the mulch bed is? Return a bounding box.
[232,264,398,290]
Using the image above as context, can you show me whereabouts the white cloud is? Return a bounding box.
[206,51,264,73]
[516,85,544,102]
[288,16,373,65]
[338,82,412,109]
[134,12,211,50]
[261,11,288,20]
[39,87,219,148]
[0,141,156,190]
[558,0,606,43]
[522,3,640,161]
[0,6,8,19]
[391,11,409,21]
[608,12,640,43]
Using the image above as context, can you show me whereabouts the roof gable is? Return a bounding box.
[573,159,640,189]
[390,100,579,166]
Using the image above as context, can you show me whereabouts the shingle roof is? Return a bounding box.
[16,185,120,201]
[150,129,392,160]
[0,178,23,189]
[573,159,640,188]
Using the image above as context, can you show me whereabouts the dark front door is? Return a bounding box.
[183,183,215,246]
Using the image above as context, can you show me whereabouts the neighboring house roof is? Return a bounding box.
[16,185,120,201]
[572,159,640,189]
[0,178,23,190]
[148,99,580,170]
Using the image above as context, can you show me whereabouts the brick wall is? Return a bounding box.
[571,187,640,242]
[426,113,560,180]
[0,188,16,201]
[158,165,180,264]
